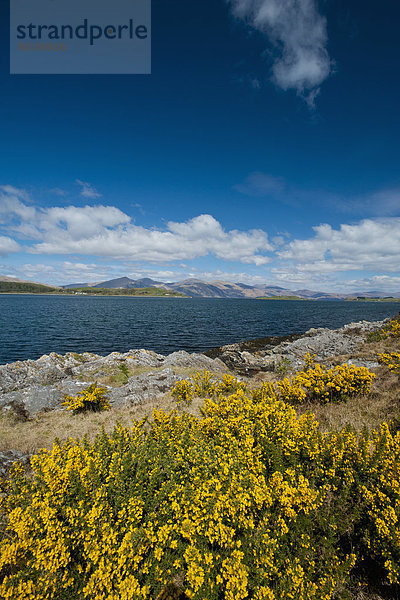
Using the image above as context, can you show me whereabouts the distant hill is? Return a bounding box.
[0,275,60,289]
[65,286,184,297]
[93,276,165,289]
[62,275,400,300]
[0,281,61,294]
[0,276,182,297]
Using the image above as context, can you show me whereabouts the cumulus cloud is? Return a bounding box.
[226,0,332,105]
[30,213,272,265]
[279,218,400,273]
[0,190,273,266]
[0,236,20,256]
[76,180,102,199]
[0,187,36,225]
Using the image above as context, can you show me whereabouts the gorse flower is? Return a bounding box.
[378,352,400,376]
[172,361,375,409]
[1,358,398,600]
[171,371,246,405]
[62,382,111,413]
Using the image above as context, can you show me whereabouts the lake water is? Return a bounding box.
[0,294,399,365]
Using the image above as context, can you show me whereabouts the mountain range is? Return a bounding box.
[61,276,400,300]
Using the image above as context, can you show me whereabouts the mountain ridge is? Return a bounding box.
[60,276,400,300]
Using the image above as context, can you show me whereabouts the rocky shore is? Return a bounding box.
[0,318,388,476]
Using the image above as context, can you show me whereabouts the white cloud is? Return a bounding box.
[0,190,273,266]
[0,185,30,201]
[0,236,20,256]
[15,261,118,285]
[279,218,400,273]
[30,211,272,265]
[349,275,400,293]
[338,187,400,217]
[183,269,272,286]
[76,180,102,199]
[227,0,332,104]
[0,187,36,224]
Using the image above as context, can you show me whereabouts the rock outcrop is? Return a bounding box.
[0,349,227,418]
[206,319,386,374]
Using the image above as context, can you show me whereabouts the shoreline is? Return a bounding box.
[0,316,387,370]
[1,292,400,302]
[0,292,187,298]
[0,315,393,368]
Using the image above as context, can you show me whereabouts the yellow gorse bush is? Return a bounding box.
[378,352,400,375]
[384,317,400,338]
[291,363,375,404]
[171,371,246,405]
[172,360,375,409]
[1,376,399,600]
[62,382,111,414]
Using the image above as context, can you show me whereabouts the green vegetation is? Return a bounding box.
[0,281,60,294]
[0,281,185,297]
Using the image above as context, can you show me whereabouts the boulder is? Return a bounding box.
[124,368,181,405]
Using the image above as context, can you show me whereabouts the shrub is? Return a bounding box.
[377,352,400,376]
[292,363,376,404]
[62,383,111,414]
[171,379,194,405]
[173,362,375,410]
[118,363,130,382]
[303,352,316,370]
[274,357,292,377]
[384,317,400,338]
[1,396,400,599]
[171,372,246,405]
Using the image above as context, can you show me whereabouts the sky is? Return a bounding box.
[1,0,400,293]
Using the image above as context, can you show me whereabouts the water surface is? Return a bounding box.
[0,295,399,364]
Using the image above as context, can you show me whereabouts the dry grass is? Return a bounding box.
[297,337,400,434]
[0,393,206,455]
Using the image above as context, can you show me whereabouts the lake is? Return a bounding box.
[0,294,399,365]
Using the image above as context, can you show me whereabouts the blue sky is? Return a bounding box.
[1,0,400,292]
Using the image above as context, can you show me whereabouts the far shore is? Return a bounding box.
[0,292,188,298]
[1,292,400,302]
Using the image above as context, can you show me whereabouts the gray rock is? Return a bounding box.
[162,351,226,372]
[0,380,91,417]
[70,349,164,379]
[123,368,180,405]
[210,319,386,373]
